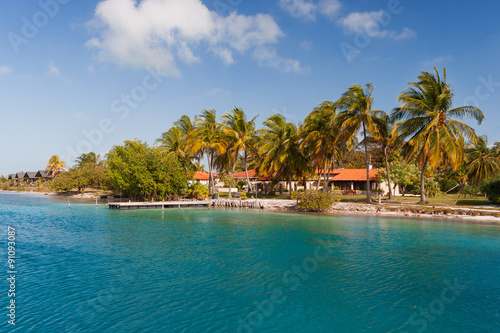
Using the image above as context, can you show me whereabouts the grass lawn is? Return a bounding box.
[341,193,495,208]
[388,194,492,207]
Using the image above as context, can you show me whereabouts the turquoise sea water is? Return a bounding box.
[0,192,499,332]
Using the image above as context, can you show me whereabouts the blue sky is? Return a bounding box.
[1,0,499,175]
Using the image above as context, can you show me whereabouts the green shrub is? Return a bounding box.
[296,190,341,212]
[268,191,276,196]
[186,183,209,199]
[480,178,500,203]
[1,184,8,191]
[240,192,247,199]
[290,191,298,199]
[409,178,441,198]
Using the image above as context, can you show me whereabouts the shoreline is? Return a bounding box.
[2,190,500,225]
[211,199,500,225]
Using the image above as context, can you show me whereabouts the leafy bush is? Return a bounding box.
[409,178,441,198]
[2,184,9,191]
[290,191,298,199]
[480,178,500,203]
[296,190,341,212]
[268,191,276,196]
[186,183,209,199]
[240,192,247,199]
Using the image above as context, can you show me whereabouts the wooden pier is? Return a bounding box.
[108,200,210,210]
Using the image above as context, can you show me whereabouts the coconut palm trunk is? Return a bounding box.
[208,152,214,196]
[384,147,393,200]
[325,154,335,192]
[420,158,428,202]
[244,152,252,193]
[363,124,372,203]
[228,149,239,199]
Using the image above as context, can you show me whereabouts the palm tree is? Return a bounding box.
[46,155,66,179]
[336,83,388,203]
[157,126,191,168]
[174,115,194,136]
[392,67,485,202]
[221,107,258,198]
[189,109,225,195]
[75,152,102,168]
[373,117,400,200]
[465,136,500,184]
[300,101,338,191]
[157,115,196,170]
[258,114,308,193]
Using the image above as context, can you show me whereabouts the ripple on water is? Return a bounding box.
[0,193,499,332]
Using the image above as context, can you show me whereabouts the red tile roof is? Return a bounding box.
[329,169,379,182]
[233,170,258,178]
[193,172,217,180]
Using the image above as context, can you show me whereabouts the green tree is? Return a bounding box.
[300,101,338,191]
[258,114,309,194]
[75,152,103,168]
[392,67,485,202]
[378,159,419,196]
[465,136,500,184]
[157,115,196,170]
[221,107,258,198]
[336,83,388,203]
[107,140,188,201]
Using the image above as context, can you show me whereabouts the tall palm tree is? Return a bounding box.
[189,109,225,195]
[46,155,66,179]
[465,136,500,184]
[258,114,308,193]
[300,101,338,191]
[157,115,196,170]
[336,83,388,203]
[157,126,191,168]
[374,118,400,200]
[174,115,194,136]
[221,107,258,198]
[392,67,485,202]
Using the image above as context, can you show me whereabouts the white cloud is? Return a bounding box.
[318,0,341,19]
[253,47,305,73]
[339,10,415,39]
[47,62,61,76]
[279,0,316,20]
[422,55,453,67]
[279,0,340,20]
[87,0,299,75]
[0,66,13,75]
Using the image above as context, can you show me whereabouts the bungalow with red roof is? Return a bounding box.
[190,172,220,187]
[230,168,396,196]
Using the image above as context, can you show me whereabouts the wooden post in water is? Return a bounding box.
[68,199,70,209]
[96,198,98,208]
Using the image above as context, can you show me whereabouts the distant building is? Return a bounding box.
[230,169,395,195]
[190,172,220,187]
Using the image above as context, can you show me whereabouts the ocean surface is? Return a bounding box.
[0,192,499,332]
